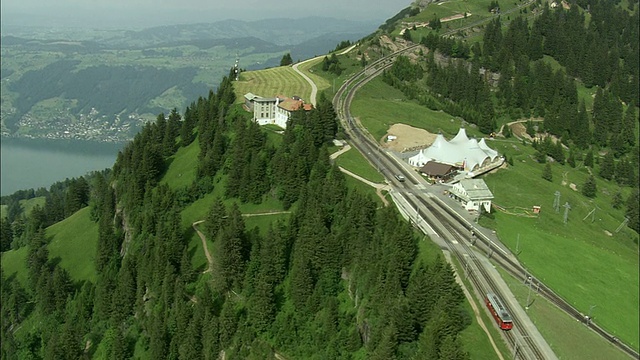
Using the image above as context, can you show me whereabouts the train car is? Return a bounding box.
[486,293,513,330]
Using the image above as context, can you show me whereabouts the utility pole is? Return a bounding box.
[525,275,533,310]
[563,202,571,224]
[586,305,597,326]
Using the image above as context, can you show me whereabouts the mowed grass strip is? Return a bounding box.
[297,57,331,93]
[46,206,99,283]
[233,66,312,104]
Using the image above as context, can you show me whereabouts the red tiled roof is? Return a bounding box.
[277,98,313,112]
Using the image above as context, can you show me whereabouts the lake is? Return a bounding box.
[1,137,124,196]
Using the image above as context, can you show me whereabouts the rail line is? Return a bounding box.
[418,195,545,359]
[332,33,639,359]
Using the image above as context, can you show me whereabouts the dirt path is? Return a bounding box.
[292,44,356,106]
[330,144,351,159]
[241,211,291,217]
[399,13,471,35]
[338,166,390,206]
[331,145,390,206]
[192,220,214,273]
[499,118,544,138]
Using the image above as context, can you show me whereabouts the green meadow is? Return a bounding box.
[334,146,386,184]
[351,77,482,140]
[1,206,98,286]
[45,207,99,283]
[485,139,639,349]
[1,246,29,287]
[498,267,630,360]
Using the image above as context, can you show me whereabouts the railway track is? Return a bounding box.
[332,32,640,359]
[418,195,546,359]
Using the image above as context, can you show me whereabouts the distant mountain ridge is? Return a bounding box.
[117,17,379,46]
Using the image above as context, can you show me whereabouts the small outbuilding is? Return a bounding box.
[419,161,457,182]
[448,179,494,213]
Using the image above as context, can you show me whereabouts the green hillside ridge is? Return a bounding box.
[1,206,98,286]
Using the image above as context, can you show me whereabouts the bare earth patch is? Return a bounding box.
[381,123,437,152]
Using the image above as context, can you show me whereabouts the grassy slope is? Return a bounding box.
[21,197,46,215]
[160,137,200,189]
[351,75,639,353]
[46,207,98,283]
[1,246,29,286]
[351,77,482,140]
[485,139,639,348]
[1,207,98,286]
[0,197,46,219]
[334,146,386,184]
[497,266,630,360]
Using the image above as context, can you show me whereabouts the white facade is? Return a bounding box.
[253,98,279,126]
[245,93,311,129]
[449,179,494,212]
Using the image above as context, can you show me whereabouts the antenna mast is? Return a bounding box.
[233,52,240,81]
[615,217,629,233]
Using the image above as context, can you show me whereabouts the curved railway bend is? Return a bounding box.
[331,40,639,359]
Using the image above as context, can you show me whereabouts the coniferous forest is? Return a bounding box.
[1,73,470,359]
[385,0,638,157]
[382,0,639,232]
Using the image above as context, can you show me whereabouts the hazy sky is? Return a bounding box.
[2,0,412,28]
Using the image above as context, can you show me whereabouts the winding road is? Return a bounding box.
[292,43,358,106]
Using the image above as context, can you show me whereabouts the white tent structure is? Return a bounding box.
[408,128,500,171]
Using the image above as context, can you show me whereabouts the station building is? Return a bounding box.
[448,178,494,213]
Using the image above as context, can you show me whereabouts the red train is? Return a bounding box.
[486,293,513,330]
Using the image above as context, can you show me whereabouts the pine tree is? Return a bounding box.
[439,335,470,360]
[0,218,13,252]
[248,271,276,333]
[582,175,597,198]
[280,53,293,66]
[620,104,637,150]
[626,190,639,232]
[542,163,553,182]
[584,149,594,168]
[612,191,623,209]
[599,152,615,181]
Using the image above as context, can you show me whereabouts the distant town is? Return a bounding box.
[2,109,147,143]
